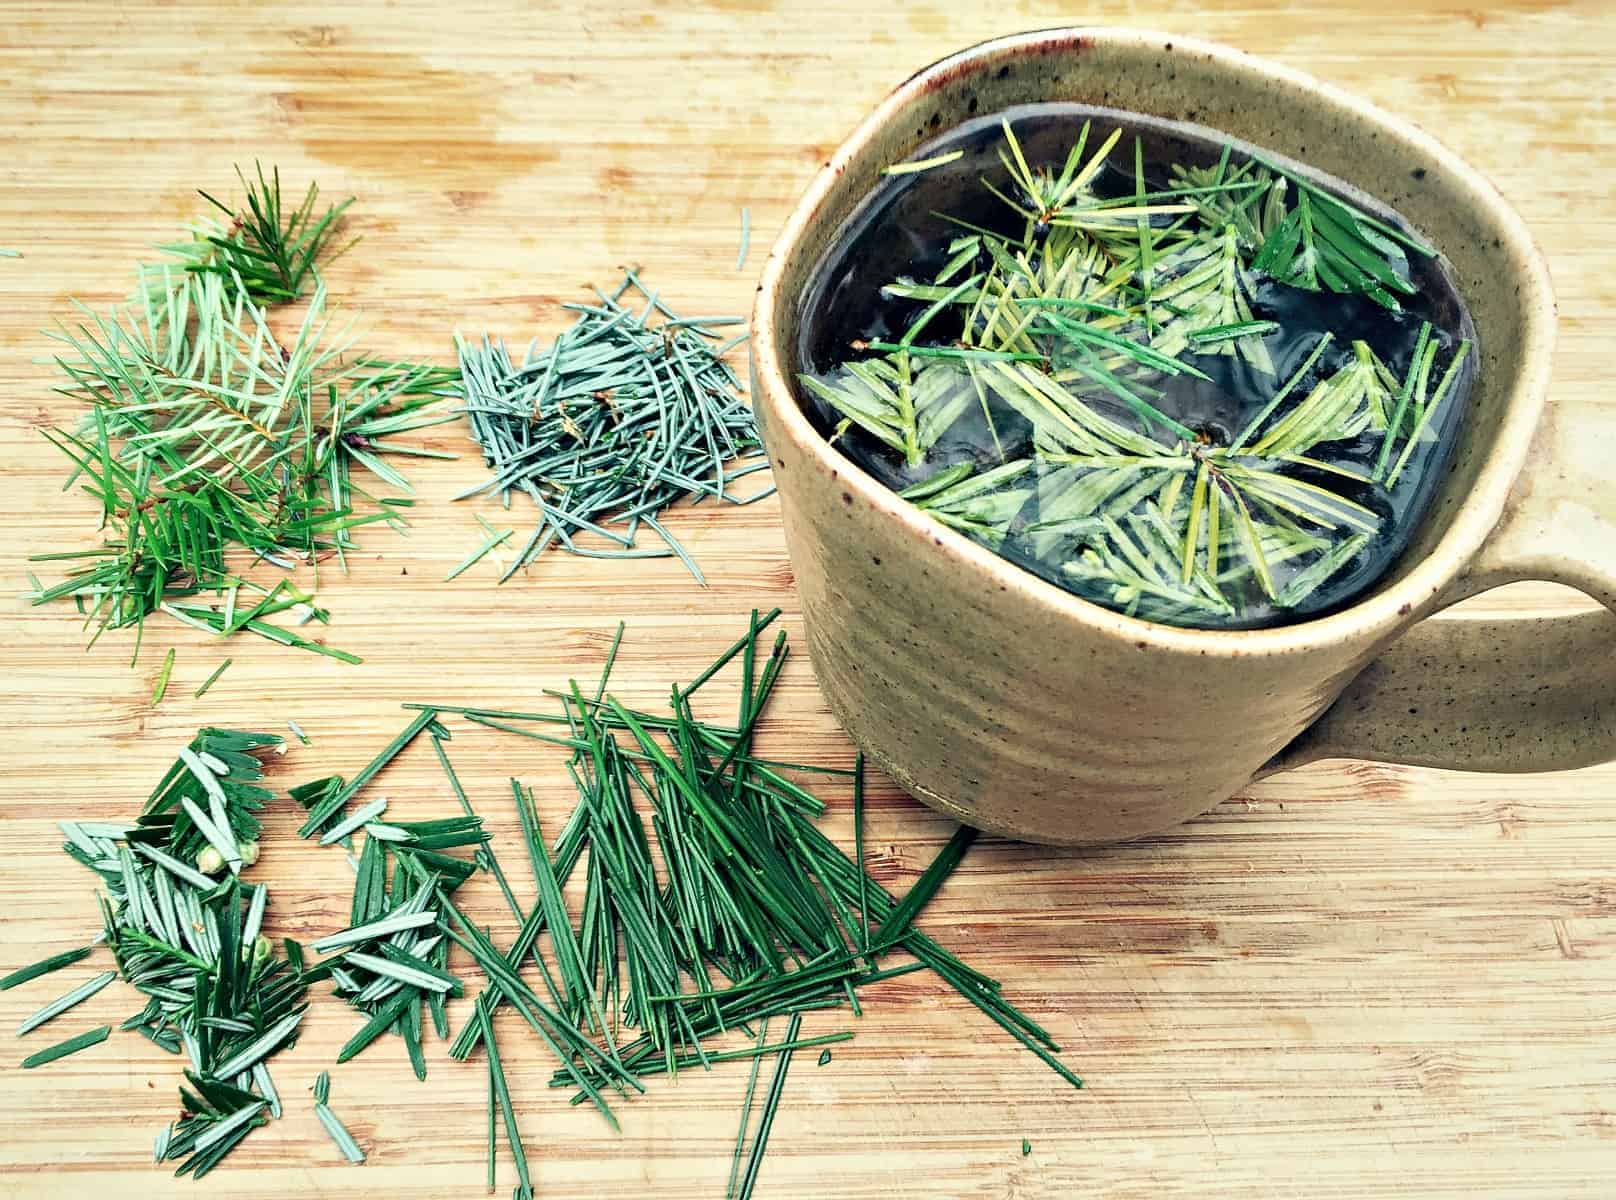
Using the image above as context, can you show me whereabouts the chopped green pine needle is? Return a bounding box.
[192,658,232,698]
[1,945,95,991]
[151,648,176,705]
[21,1024,112,1069]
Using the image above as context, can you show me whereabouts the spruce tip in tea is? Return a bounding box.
[796,104,1476,630]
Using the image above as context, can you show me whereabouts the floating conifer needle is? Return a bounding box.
[883,149,966,175]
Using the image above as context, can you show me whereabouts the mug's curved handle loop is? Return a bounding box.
[1268,402,1616,775]
[1455,402,1616,611]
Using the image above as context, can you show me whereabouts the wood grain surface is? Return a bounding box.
[2,2,1613,1197]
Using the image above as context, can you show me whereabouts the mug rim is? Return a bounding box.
[750,26,1557,658]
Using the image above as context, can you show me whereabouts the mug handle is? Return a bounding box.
[1266,401,1616,775]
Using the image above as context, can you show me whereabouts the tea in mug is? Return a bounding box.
[796,104,1475,630]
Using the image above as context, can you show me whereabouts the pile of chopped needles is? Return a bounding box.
[455,270,774,583]
[28,165,460,666]
[5,728,314,1177]
[299,610,1079,1196]
[12,614,1079,1195]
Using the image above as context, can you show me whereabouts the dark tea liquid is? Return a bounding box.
[795,103,1477,629]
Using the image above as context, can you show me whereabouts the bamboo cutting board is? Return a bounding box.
[1,2,1613,1197]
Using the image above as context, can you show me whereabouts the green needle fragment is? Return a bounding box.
[21,1024,112,1069]
[1,945,95,991]
[151,648,176,704]
[16,971,116,1037]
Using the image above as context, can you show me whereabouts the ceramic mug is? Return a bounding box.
[749,28,1616,845]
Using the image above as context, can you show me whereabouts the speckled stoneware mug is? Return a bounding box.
[750,28,1616,845]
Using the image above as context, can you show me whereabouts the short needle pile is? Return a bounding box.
[456,270,773,582]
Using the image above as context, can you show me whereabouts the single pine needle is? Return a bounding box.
[1,945,94,991]
[21,1024,111,1069]
[736,1012,802,1200]
[726,1019,769,1199]
[310,910,436,954]
[17,970,117,1036]
[445,520,515,581]
[192,658,232,698]
[151,648,176,704]
[316,1103,366,1164]
[883,149,966,175]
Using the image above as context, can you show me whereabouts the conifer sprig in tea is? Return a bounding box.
[804,119,1472,626]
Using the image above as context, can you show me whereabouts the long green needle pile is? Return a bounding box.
[28,165,459,665]
[291,612,1077,1195]
[456,270,774,583]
